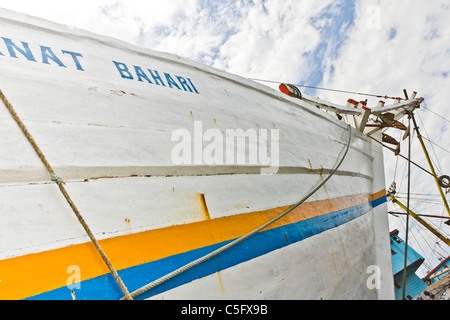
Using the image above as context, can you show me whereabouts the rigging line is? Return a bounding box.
[400,209,445,269]
[397,199,448,207]
[405,199,441,215]
[397,202,446,212]
[418,113,443,174]
[405,206,450,261]
[396,194,445,200]
[397,149,409,194]
[408,220,435,266]
[393,208,424,263]
[422,136,450,155]
[396,200,445,208]
[390,211,449,220]
[421,213,449,236]
[421,105,450,124]
[411,112,450,219]
[396,201,443,207]
[428,218,450,241]
[395,195,446,203]
[396,192,445,197]
[393,119,405,183]
[248,78,405,100]
[428,227,449,268]
[369,135,442,182]
[428,209,450,234]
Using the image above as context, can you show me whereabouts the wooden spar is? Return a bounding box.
[390,196,450,247]
[429,266,450,281]
[410,113,450,218]
[389,212,450,220]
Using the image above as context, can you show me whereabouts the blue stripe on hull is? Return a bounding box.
[28,197,385,300]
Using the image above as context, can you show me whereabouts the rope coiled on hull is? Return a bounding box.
[125,124,353,300]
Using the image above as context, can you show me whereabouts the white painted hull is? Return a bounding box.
[0,8,394,300]
[152,213,379,300]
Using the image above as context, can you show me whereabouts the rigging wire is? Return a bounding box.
[418,112,443,175]
[251,77,450,177]
[395,193,446,203]
[124,126,353,300]
[392,118,405,184]
[397,212,442,273]
[410,220,435,270]
[388,112,449,283]
[422,136,450,155]
[427,215,449,269]
[392,198,450,275]
[251,77,450,128]
[421,105,450,124]
[249,78,407,100]
[396,192,447,197]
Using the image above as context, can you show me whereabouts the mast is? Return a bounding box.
[389,195,450,247]
[401,113,412,300]
[410,112,450,218]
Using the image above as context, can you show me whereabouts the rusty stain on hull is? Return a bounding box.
[124,218,132,234]
[198,193,211,220]
[217,271,225,298]
[174,192,212,223]
[319,165,331,199]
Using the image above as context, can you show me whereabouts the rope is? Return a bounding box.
[422,105,450,124]
[124,124,353,300]
[0,89,133,300]
[369,135,446,183]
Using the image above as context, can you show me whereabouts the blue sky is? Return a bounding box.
[0,0,449,277]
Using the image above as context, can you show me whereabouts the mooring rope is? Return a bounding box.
[123,124,353,300]
[0,89,133,300]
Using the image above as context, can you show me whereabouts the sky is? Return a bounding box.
[0,0,449,277]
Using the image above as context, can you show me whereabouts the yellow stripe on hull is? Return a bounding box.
[0,190,385,300]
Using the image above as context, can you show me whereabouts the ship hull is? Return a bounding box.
[0,8,394,300]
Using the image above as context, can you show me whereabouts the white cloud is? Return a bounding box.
[0,0,109,30]
[211,0,332,81]
[0,0,345,85]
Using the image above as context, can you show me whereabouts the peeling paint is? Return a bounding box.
[174,192,212,223]
[124,218,132,234]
